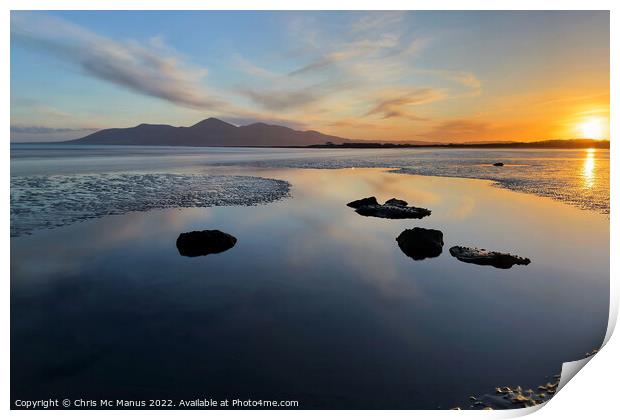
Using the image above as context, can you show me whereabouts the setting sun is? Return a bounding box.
[579,118,605,140]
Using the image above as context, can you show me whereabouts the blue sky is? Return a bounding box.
[10,11,609,142]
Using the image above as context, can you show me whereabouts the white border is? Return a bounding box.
[4,1,617,419]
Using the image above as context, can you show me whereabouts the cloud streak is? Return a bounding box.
[11,125,98,134]
[420,118,493,140]
[241,87,322,111]
[366,88,444,119]
[287,35,400,76]
[11,13,224,110]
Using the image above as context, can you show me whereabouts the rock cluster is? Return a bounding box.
[346,196,531,269]
[451,374,562,410]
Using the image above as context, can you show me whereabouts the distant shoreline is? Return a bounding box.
[11,140,610,149]
[304,140,610,149]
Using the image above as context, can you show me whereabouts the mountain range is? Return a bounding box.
[66,117,610,148]
[67,118,350,147]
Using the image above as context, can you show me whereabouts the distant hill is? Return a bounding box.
[67,118,349,147]
[67,118,609,149]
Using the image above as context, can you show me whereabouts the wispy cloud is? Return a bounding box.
[287,35,400,76]
[365,88,444,119]
[11,98,72,120]
[350,12,406,34]
[232,54,279,80]
[420,118,493,140]
[435,119,490,133]
[240,87,322,111]
[11,13,225,110]
[233,11,440,124]
[412,69,482,96]
[449,72,481,90]
[11,125,98,134]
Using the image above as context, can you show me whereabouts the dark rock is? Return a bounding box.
[385,198,408,207]
[449,246,530,269]
[396,228,444,260]
[355,203,431,219]
[176,230,237,257]
[347,196,379,208]
[348,197,431,219]
[493,162,504,167]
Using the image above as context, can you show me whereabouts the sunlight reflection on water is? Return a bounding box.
[582,148,596,190]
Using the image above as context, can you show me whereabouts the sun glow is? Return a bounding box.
[578,118,605,140]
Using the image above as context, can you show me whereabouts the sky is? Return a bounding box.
[10,10,610,142]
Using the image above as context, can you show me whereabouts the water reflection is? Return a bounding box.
[11,168,609,409]
[583,148,596,189]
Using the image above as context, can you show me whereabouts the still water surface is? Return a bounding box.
[11,146,609,409]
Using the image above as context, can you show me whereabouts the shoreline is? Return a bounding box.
[11,149,610,225]
[11,142,611,150]
[10,166,609,240]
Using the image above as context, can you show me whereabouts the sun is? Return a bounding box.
[578,118,604,140]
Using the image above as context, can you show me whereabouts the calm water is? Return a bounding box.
[11,145,609,409]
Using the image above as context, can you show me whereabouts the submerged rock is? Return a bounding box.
[468,377,558,410]
[346,196,379,208]
[396,228,444,260]
[348,196,431,219]
[492,162,504,167]
[449,246,530,269]
[176,230,237,257]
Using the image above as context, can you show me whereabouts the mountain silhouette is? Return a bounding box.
[65,118,610,148]
[67,118,349,147]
